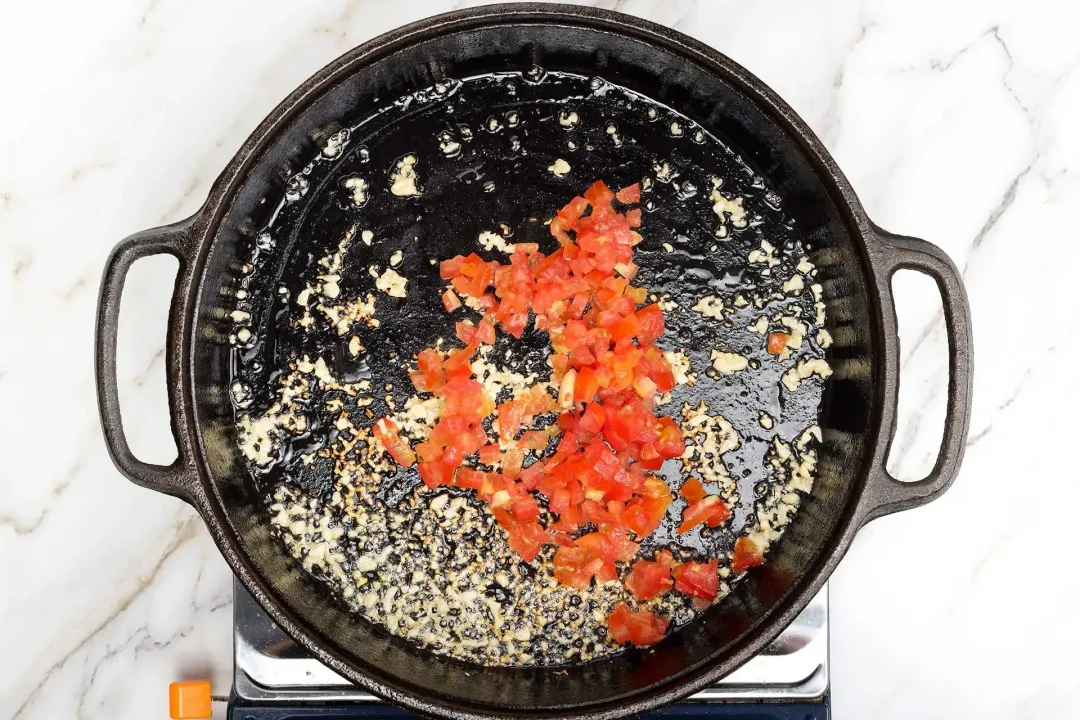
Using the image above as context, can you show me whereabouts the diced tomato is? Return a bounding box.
[615,183,641,204]
[503,448,525,477]
[418,461,450,488]
[574,366,600,403]
[451,468,480,490]
[677,496,730,534]
[607,603,669,647]
[373,418,416,467]
[498,400,524,441]
[479,444,501,465]
[440,255,466,279]
[579,402,606,434]
[553,546,594,589]
[623,478,672,537]
[557,196,589,225]
[732,537,765,573]
[625,551,674,600]
[673,559,719,601]
[511,495,540,523]
[373,179,726,580]
[455,320,477,344]
[477,320,496,345]
[654,417,684,458]
[584,180,617,208]
[767,332,790,355]
[635,304,665,345]
[519,430,550,450]
[680,477,706,504]
[442,288,462,312]
[507,521,550,562]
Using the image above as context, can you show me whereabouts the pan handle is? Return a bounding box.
[95,218,201,503]
[858,226,974,524]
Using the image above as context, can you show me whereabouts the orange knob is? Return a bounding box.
[169,680,213,719]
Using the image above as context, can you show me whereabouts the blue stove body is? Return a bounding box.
[229,580,829,720]
[227,700,829,719]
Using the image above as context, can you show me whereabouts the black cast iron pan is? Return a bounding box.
[95,5,973,718]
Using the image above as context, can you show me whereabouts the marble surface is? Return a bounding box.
[1,0,1077,718]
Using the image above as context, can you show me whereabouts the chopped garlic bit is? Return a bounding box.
[748,316,769,335]
[710,350,748,374]
[653,161,677,184]
[389,154,421,197]
[781,357,833,392]
[322,130,349,157]
[679,401,740,495]
[371,266,408,298]
[344,176,369,206]
[479,230,515,254]
[558,109,579,128]
[709,178,748,229]
[781,274,805,295]
[692,296,726,320]
[774,315,808,361]
[758,411,774,430]
[548,158,571,177]
[438,131,462,157]
[748,239,781,267]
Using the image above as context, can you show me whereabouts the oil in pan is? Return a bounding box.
[226,68,831,667]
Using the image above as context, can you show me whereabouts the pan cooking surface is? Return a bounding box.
[227,69,831,667]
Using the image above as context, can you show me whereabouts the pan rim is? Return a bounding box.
[181,4,887,718]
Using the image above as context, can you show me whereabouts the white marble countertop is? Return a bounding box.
[2,1,1077,718]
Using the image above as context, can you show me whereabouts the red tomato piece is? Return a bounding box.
[373,418,416,467]
[557,196,589,226]
[477,320,496,345]
[732,537,765,573]
[680,477,707,504]
[440,255,466,279]
[553,546,594,589]
[478,444,501,465]
[625,553,674,600]
[677,496,729,535]
[579,402,607,434]
[507,521,550,562]
[503,448,526,477]
[455,320,477,344]
[615,183,641,204]
[442,288,462,312]
[654,417,685,458]
[498,400,524,441]
[454,467,486,490]
[584,180,617,208]
[673,559,719,601]
[767,332,790,355]
[519,430,550,450]
[607,603,669,647]
[635,304,665,345]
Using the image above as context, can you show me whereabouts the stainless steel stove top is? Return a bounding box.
[232,579,828,704]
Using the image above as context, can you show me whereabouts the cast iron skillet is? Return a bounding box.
[95,5,973,718]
